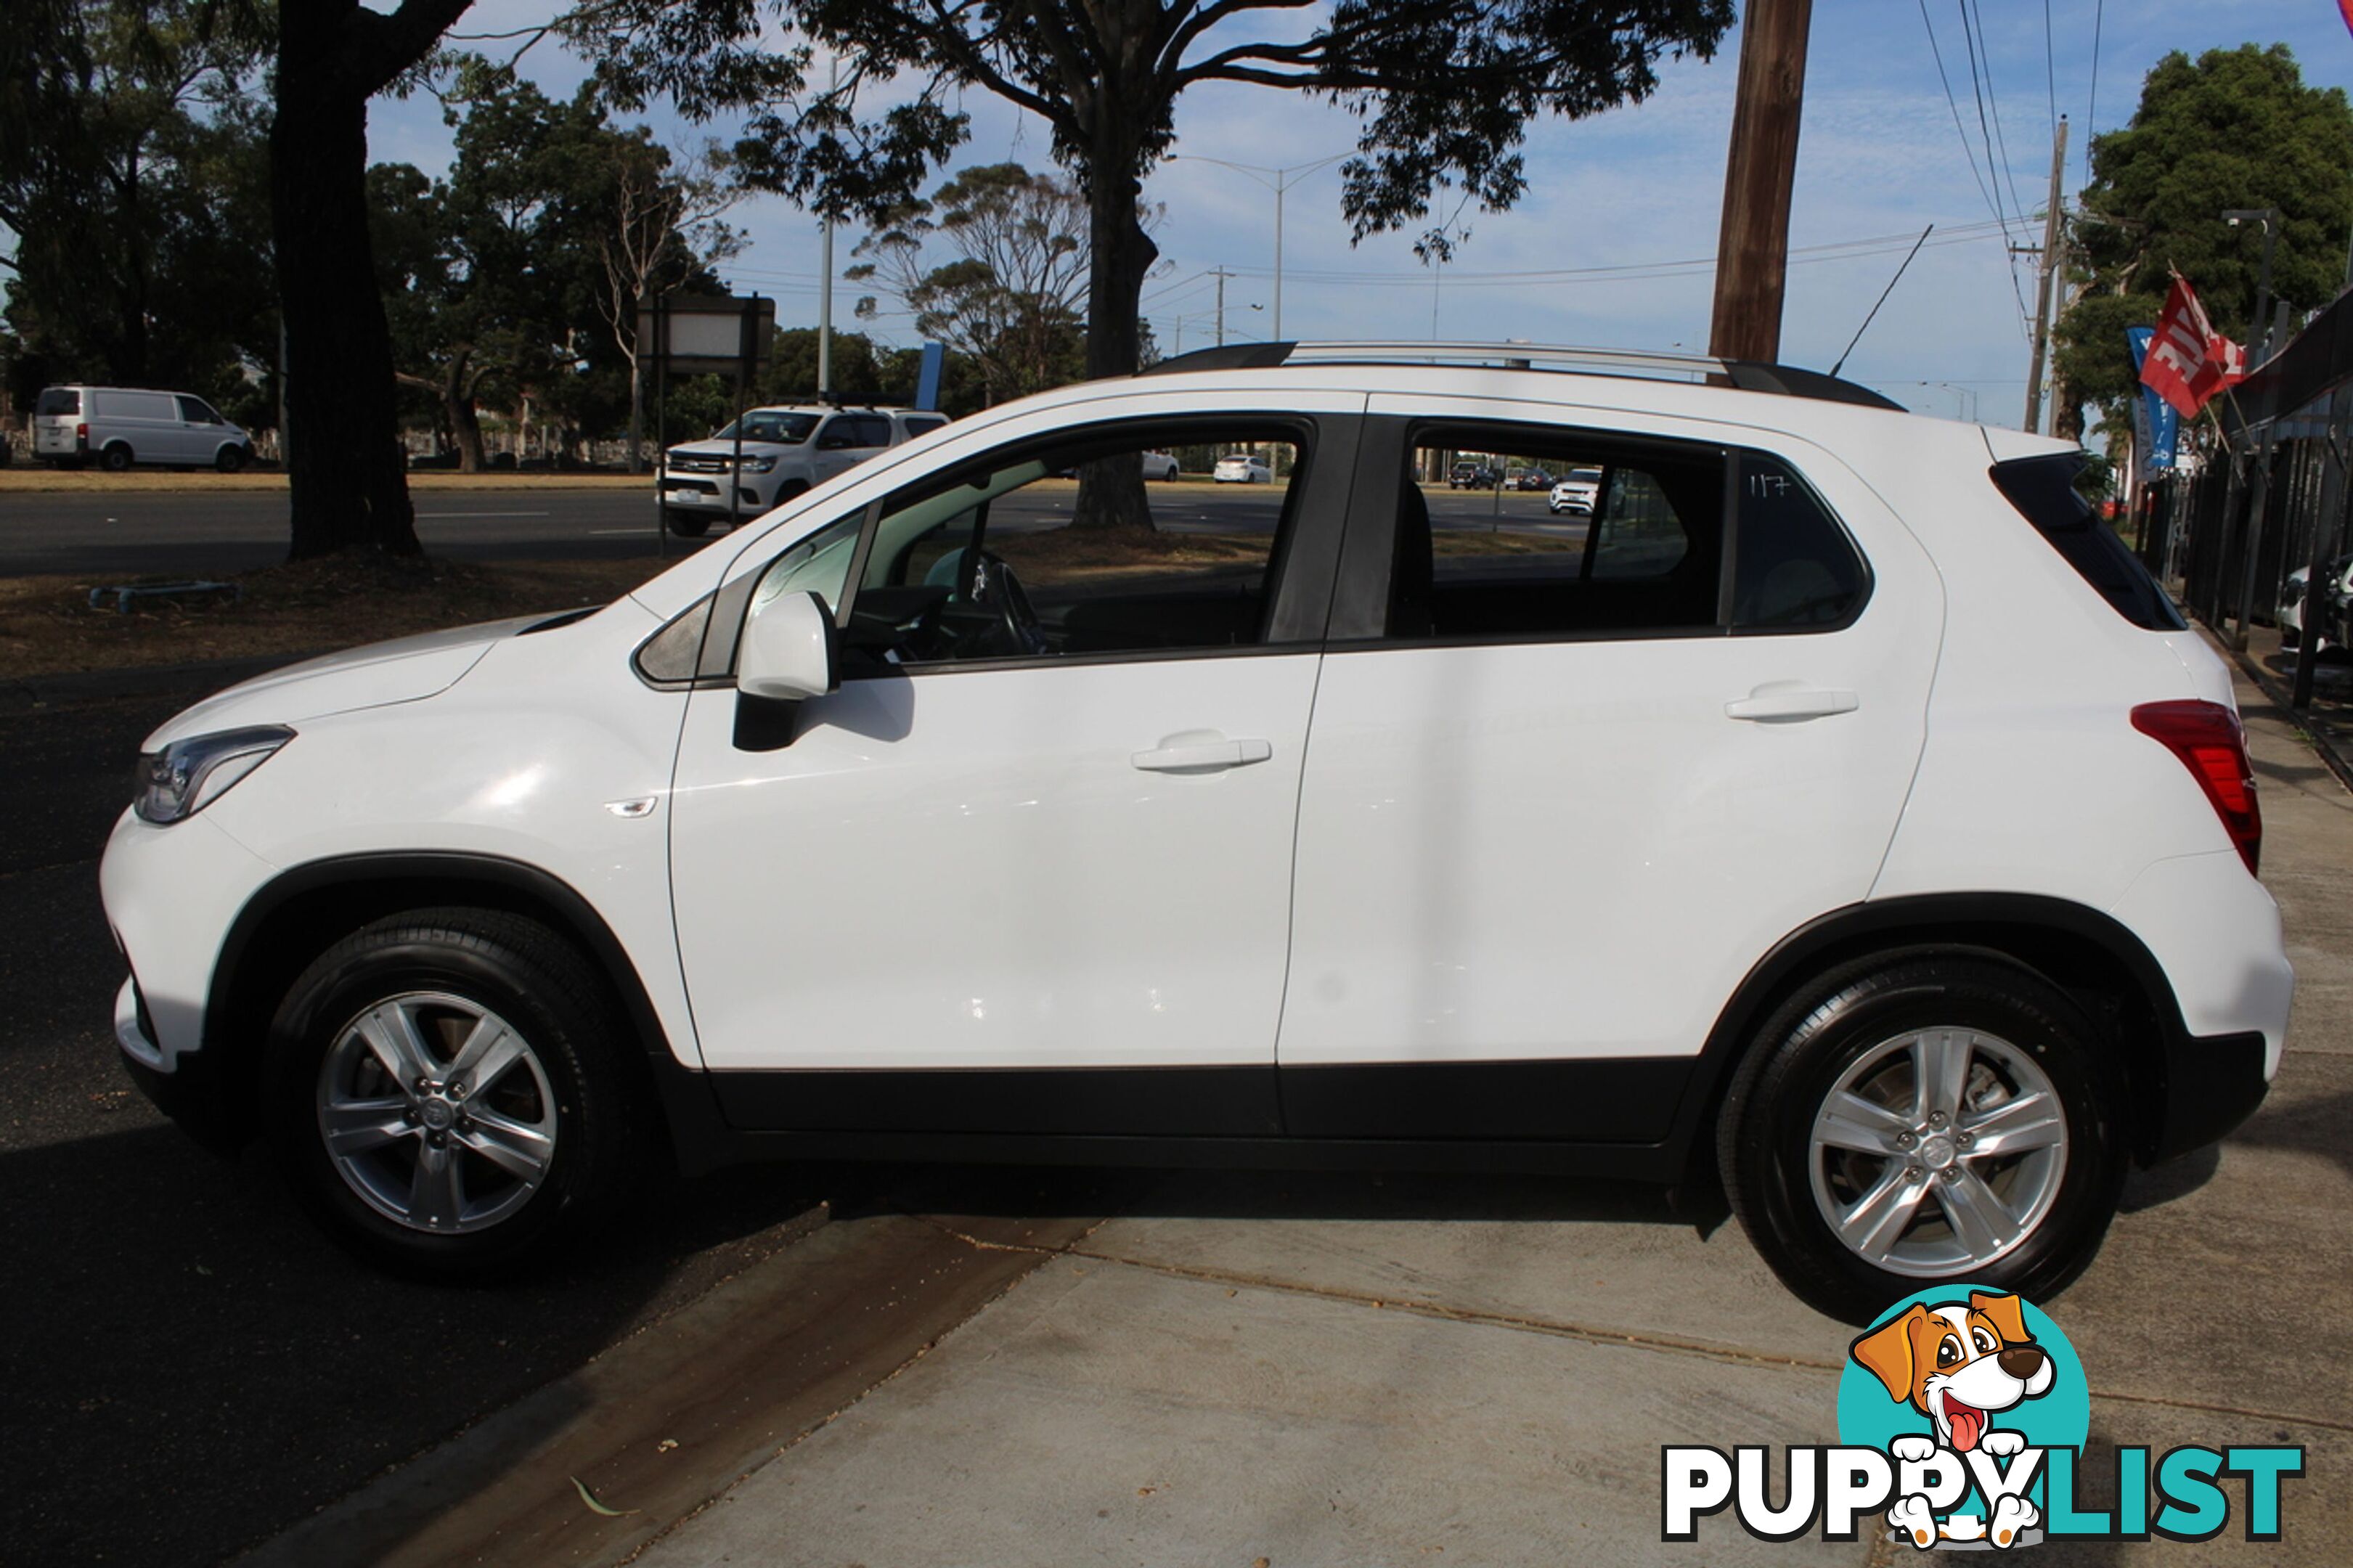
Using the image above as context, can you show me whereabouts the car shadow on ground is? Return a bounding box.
[0,1121,819,1568]
[810,1157,1731,1238]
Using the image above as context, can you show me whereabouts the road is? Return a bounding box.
[0,483,1580,578]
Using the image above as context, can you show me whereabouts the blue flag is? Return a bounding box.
[2125,327,2179,478]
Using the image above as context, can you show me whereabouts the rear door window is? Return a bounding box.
[1732,452,1870,630]
[36,388,79,417]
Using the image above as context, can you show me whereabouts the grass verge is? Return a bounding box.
[1,554,668,678]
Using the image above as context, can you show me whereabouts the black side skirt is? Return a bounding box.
[706,1057,1692,1146]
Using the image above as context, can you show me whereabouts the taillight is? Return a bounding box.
[76,422,89,441]
[2131,700,2261,873]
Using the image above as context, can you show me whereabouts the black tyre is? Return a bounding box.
[775,478,810,504]
[265,909,650,1281]
[664,507,711,539]
[99,443,133,472]
[1716,953,2126,1323]
[215,444,246,474]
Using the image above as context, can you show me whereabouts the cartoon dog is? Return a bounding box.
[1851,1291,2055,1550]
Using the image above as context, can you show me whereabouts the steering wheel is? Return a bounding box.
[970,552,1046,656]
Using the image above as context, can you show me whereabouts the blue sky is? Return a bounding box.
[372,0,2353,428]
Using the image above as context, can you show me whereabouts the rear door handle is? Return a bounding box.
[1724,685,1859,722]
[1131,736,1273,773]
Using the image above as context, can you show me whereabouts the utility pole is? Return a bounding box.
[2023,116,2069,433]
[1211,266,1233,347]
[1708,0,1814,363]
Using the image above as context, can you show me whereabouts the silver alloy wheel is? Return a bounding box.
[316,991,558,1234]
[1806,1027,2069,1277]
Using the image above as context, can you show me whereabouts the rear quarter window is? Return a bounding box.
[1989,454,2184,631]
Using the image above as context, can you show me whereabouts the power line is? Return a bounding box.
[1207,218,2015,287]
[2042,0,2058,139]
[1915,0,2005,233]
[2083,0,2105,190]
[1960,0,2028,233]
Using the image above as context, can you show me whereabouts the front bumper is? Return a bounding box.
[114,975,242,1151]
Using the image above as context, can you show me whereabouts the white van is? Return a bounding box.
[32,385,256,473]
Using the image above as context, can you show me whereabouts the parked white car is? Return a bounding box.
[33,385,254,472]
[2277,554,2353,651]
[1549,466,1604,515]
[1213,452,1272,483]
[660,404,949,538]
[1142,449,1181,481]
[99,341,2290,1319]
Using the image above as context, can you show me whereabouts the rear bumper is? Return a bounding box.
[2143,1029,2270,1164]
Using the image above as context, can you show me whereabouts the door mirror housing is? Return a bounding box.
[736,589,838,701]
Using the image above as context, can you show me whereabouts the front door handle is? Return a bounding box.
[1131,735,1274,773]
[1724,684,1859,722]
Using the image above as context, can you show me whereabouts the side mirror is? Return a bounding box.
[736,589,837,701]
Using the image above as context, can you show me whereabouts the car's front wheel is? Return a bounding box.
[266,909,648,1280]
[215,444,246,474]
[664,507,711,539]
[1717,954,2126,1322]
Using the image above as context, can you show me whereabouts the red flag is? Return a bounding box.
[2140,274,2246,417]
[2341,0,2353,39]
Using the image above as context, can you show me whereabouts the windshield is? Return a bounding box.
[709,412,820,445]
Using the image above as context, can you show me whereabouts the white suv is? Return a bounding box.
[659,404,949,538]
[99,343,2291,1319]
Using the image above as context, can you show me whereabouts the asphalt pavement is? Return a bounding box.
[0,482,1575,578]
[0,489,671,577]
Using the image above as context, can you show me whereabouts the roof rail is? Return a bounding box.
[1141,340,1905,412]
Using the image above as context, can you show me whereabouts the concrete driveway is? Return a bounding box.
[622,657,2352,1567]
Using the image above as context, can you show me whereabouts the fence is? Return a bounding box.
[2140,286,2353,712]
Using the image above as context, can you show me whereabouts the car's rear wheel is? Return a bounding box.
[99,444,133,472]
[664,508,711,539]
[1717,954,2126,1322]
[266,909,648,1280]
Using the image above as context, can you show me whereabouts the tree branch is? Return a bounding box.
[344,0,477,100]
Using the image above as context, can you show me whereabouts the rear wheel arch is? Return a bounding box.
[1672,894,2184,1182]
[203,854,714,1159]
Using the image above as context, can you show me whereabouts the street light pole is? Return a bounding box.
[1167,152,1345,342]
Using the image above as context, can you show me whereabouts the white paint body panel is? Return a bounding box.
[668,655,1320,1070]
[102,600,707,1072]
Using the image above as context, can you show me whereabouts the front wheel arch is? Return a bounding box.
[200,854,719,1164]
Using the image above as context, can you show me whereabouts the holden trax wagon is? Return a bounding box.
[99,341,2291,1320]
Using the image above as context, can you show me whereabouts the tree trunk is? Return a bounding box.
[272,4,440,560]
[445,352,486,472]
[1073,166,1159,531]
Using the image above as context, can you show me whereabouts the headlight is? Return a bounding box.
[134,726,294,825]
[740,456,778,473]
